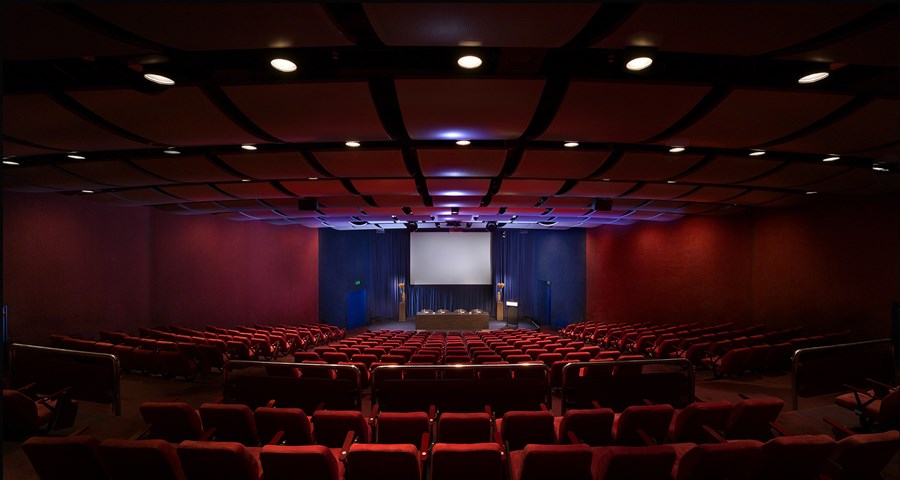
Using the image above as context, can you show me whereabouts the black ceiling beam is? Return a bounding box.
[520,76,571,141]
[42,4,176,52]
[47,91,161,146]
[368,77,411,143]
[322,4,384,47]
[642,85,733,144]
[200,85,285,144]
[762,4,899,59]
[754,95,874,149]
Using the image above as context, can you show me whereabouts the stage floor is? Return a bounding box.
[365,318,538,332]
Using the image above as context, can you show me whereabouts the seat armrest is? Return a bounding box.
[268,430,285,445]
[566,431,583,444]
[591,401,603,410]
[200,427,216,441]
[419,432,430,462]
[130,424,154,440]
[769,422,793,437]
[702,424,726,443]
[339,431,355,461]
[636,428,656,446]
[369,404,380,424]
[822,417,855,439]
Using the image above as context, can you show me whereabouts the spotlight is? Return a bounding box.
[457,55,482,69]
[141,63,176,85]
[270,58,297,72]
[405,222,418,232]
[402,206,413,215]
[486,221,497,232]
[798,70,829,84]
[624,46,655,72]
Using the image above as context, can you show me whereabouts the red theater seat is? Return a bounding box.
[176,441,262,480]
[22,434,110,480]
[556,407,615,446]
[199,403,259,446]
[430,443,505,480]
[672,440,763,480]
[139,402,205,443]
[509,444,593,480]
[312,410,370,448]
[499,410,557,451]
[345,443,422,480]
[723,397,784,441]
[99,439,187,480]
[667,401,734,444]
[820,430,900,480]
[259,445,342,480]
[591,445,676,480]
[757,435,836,480]
[254,407,313,445]
[613,404,675,446]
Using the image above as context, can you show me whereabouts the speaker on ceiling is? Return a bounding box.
[592,198,613,211]
[405,222,418,232]
[298,198,319,211]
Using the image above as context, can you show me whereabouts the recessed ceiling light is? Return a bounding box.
[308,177,319,181]
[822,155,840,162]
[749,150,766,156]
[163,149,180,155]
[345,141,361,148]
[143,73,175,86]
[241,179,251,182]
[457,55,483,69]
[601,178,611,182]
[563,141,579,148]
[241,144,257,151]
[455,140,471,146]
[806,191,817,195]
[667,180,676,184]
[625,56,653,71]
[67,154,86,160]
[798,72,829,84]
[668,146,685,153]
[81,190,94,194]
[270,58,297,73]
[873,166,889,172]
[3,160,20,166]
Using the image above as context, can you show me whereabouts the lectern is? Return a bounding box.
[506,301,519,327]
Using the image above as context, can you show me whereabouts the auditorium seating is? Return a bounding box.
[509,444,593,480]
[98,439,186,480]
[430,443,505,480]
[22,433,110,480]
[176,440,262,480]
[3,384,76,439]
[259,445,342,480]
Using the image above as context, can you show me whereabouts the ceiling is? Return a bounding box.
[3,3,898,231]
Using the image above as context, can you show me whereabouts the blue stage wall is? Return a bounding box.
[319,229,586,327]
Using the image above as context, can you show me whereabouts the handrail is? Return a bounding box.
[561,357,695,413]
[371,363,552,410]
[10,343,122,415]
[790,338,894,410]
[223,360,363,410]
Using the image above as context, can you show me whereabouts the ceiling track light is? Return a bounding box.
[457,55,483,69]
[624,46,656,72]
[270,58,297,73]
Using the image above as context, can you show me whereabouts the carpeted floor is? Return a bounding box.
[4,322,898,479]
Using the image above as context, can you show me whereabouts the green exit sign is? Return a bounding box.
[355,280,361,285]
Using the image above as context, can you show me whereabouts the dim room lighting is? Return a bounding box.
[822,155,840,162]
[626,56,653,71]
[241,144,257,151]
[456,140,471,146]
[4,160,20,165]
[563,141,579,148]
[668,146,685,153]
[81,190,94,194]
[345,141,361,148]
[749,150,766,156]
[163,149,180,155]
[67,153,86,160]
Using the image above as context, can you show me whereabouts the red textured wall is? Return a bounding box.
[149,210,318,329]
[3,192,152,344]
[3,191,319,344]
[586,214,754,326]
[751,194,899,337]
[586,194,900,339]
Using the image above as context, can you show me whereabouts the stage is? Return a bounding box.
[363,317,539,332]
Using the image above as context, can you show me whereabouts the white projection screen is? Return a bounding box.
[410,232,492,285]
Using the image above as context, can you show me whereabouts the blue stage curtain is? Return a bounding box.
[369,230,409,320]
[406,285,494,317]
[493,230,536,319]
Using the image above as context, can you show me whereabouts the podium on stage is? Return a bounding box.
[506,301,519,327]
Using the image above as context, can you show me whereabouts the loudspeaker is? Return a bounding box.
[405,222,418,232]
[486,221,497,232]
[298,198,319,211]
[592,198,613,211]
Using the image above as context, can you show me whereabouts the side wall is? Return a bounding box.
[2,192,318,344]
[586,194,900,339]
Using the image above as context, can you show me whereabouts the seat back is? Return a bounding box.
[430,443,504,480]
[614,404,675,446]
[22,435,110,480]
[176,441,261,480]
[254,407,313,445]
[436,412,493,443]
[758,435,836,480]
[668,401,734,443]
[823,430,900,480]
[558,408,614,446]
[199,403,259,446]
[259,445,340,480]
[376,411,429,445]
[312,410,370,447]
[674,440,763,480]
[501,410,556,451]
[345,443,421,480]
[99,439,186,480]
[725,397,784,441]
[3,389,41,437]
[139,402,204,443]
[591,445,676,480]
[517,444,592,480]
